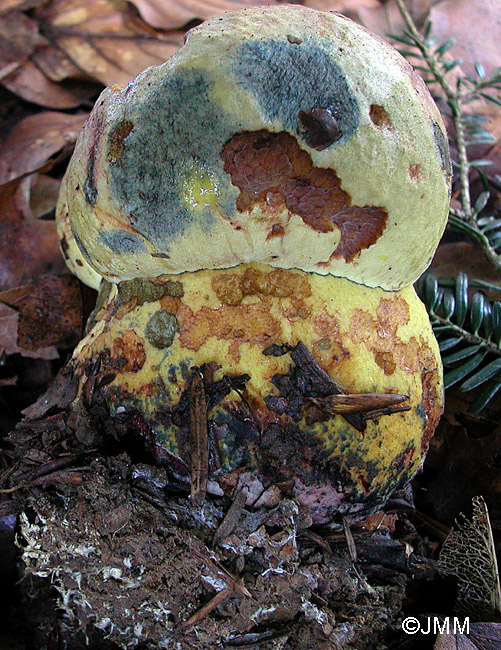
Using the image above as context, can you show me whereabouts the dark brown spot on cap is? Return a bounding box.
[408,163,421,182]
[298,108,342,150]
[221,130,387,262]
[369,105,392,129]
[108,120,134,165]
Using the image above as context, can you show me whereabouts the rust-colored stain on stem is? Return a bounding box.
[221,130,388,262]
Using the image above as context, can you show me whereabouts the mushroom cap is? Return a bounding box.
[72,264,443,521]
[57,5,450,291]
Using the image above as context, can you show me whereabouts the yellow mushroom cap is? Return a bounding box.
[56,5,450,291]
[72,264,443,521]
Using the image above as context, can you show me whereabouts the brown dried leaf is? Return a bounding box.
[2,59,86,108]
[469,623,501,650]
[29,174,61,218]
[431,243,501,293]
[31,41,86,82]
[34,0,185,86]
[0,11,40,68]
[0,273,83,351]
[435,623,501,650]
[0,302,58,359]
[438,496,501,621]
[0,0,47,14]
[434,633,479,650]
[429,0,501,78]
[129,0,273,30]
[21,365,79,420]
[0,111,87,183]
[309,0,432,41]
[0,219,66,290]
[306,0,388,26]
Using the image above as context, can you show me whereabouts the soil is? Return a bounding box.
[0,377,445,650]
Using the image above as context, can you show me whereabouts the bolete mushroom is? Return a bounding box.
[56,5,450,522]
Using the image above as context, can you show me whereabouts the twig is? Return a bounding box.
[190,544,252,599]
[189,371,209,508]
[213,490,247,547]
[343,517,357,563]
[181,588,232,628]
[310,392,408,415]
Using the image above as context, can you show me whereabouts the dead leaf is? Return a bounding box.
[469,623,501,650]
[33,0,185,87]
[0,219,66,290]
[429,0,501,78]
[431,243,501,291]
[434,633,479,650]
[129,0,273,30]
[0,111,87,184]
[21,364,79,420]
[0,0,47,14]
[31,40,86,82]
[0,113,86,289]
[29,174,61,218]
[308,0,431,43]
[0,273,83,351]
[0,302,58,359]
[2,58,87,108]
[0,10,40,68]
[435,623,501,650]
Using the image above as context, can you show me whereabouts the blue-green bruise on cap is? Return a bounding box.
[106,68,240,250]
[103,37,360,254]
[230,38,360,144]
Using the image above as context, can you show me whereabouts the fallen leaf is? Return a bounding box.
[2,58,87,108]
[21,365,79,420]
[0,273,83,351]
[34,0,185,87]
[31,39,86,82]
[29,174,61,218]
[129,0,272,30]
[434,633,478,650]
[310,0,432,43]
[0,302,58,359]
[0,219,65,290]
[0,10,40,68]
[0,111,87,184]
[0,0,47,14]
[429,0,501,78]
[435,623,501,650]
[469,623,501,650]
[431,242,501,292]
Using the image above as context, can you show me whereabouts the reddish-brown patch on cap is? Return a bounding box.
[419,367,443,453]
[113,329,146,372]
[108,120,134,164]
[175,301,283,362]
[212,266,312,306]
[221,130,387,262]
[349,296,436,377]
